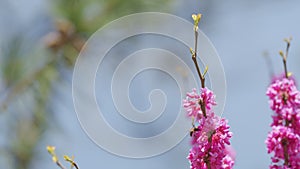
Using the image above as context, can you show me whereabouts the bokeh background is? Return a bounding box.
[1,0,300,169]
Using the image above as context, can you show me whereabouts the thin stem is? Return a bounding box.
[283,59,288,78]
[283,38,291,78]
[192,56,205,88]
[56,161,67,169]
[282,138,289,166]
[199,99,207,118]
[190,14,212,168]
[282,39,291,165]
[206,161,211,169]
[204,130,215,169]
[192,30,205,88]
[73,163,79,169]
[191,27,206,118]
[195,30,198,56]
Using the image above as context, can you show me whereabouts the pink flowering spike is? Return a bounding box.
[266,126,300,168]
[187,111,234,169]
[266,73,300,168]
[266,78,300,113]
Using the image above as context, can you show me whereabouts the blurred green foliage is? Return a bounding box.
[0,0,170,169]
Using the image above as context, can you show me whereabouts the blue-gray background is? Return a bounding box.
[1,0,300,169]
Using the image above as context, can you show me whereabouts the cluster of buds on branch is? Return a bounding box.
[47,146,80,169]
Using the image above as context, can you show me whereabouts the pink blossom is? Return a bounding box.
[184,88,234,169]
[266,76,300,168]
[222,155,235,169]
[291,109,300,135]
[183,88,201,118]
[186,98,233,169]
[200,87,217,112]
[183,87,216,120]
[266,126,300,168]
[266,78,300,113]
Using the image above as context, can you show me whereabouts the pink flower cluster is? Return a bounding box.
[183,88,216,120]
[184,88,234,169]
[266,77,300,168]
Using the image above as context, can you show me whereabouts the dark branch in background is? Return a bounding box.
[262,51,275,81]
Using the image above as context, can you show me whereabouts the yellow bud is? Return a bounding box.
[196,14,202,21]
[47,146,56,155]
[287,72,292,77]
[189,48,194,55]
[203,66,208,76]
[192,14,197,21]
[279,50,284,57]
[64,155,76,167]
[284,37,292,44]
[64,155,73,162]
[192,13,202,26]
[47,146,59,163]
[52,156,58,163]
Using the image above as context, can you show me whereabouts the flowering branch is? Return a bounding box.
[266,37,300,169]
[280,37,292,166]
[184,13,235,169]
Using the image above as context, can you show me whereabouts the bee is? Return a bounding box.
[190,126,199,137]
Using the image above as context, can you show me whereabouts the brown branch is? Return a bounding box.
[191,30,205,89]
[204,130,216,169]
[191,20,206,118]
[73,163,80,169]
[199,99,207,119]
[282,37,291,78]
[282,138,289,167]
[56,161,67,169]
[282,38,292,166]
[190,14,213,168]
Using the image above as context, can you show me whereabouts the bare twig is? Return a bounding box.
[280,37,292,78]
